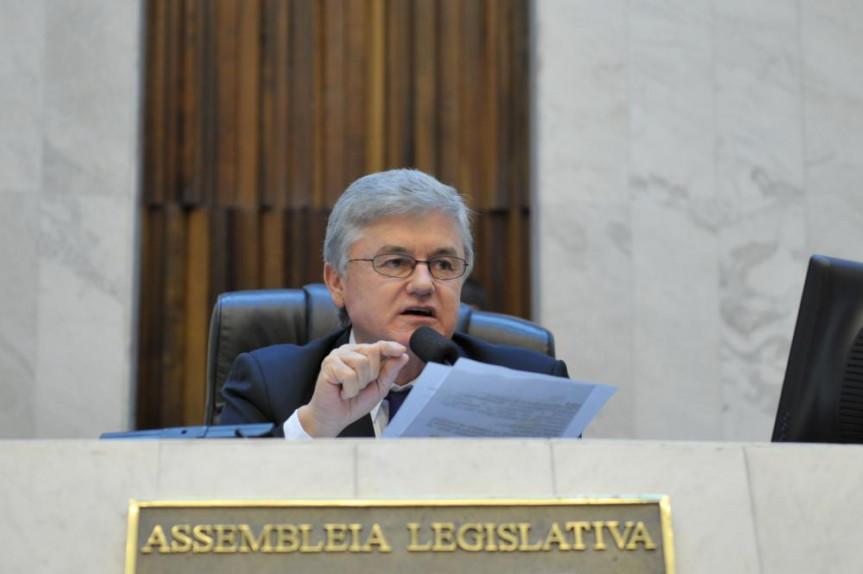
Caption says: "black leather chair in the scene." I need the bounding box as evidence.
[204,284,556,424]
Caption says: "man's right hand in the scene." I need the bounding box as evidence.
[296,341,409,437]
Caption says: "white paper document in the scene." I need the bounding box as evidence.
[382,358,616,438]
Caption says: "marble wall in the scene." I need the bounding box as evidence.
[0,0,142,438]
[3,0,861,442]
[535,0,863,440]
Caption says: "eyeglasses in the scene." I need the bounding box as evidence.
[349,254,469,280]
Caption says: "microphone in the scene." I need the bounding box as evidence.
[409,326,459,366]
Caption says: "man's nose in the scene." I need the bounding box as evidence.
[407,262,435,294]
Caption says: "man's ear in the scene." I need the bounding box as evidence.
[324,263,346,308]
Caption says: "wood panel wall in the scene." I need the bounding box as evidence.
[138,0,531,429]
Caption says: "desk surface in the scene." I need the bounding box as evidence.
[1,439,861,573]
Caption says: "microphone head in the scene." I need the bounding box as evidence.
[409,326,459,365]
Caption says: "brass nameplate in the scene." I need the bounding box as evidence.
[126,498,675,574]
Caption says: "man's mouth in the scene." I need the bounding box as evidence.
[401,307,436,317]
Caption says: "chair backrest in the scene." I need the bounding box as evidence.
[204,284,556,424]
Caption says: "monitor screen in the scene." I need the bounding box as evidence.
[772,255,863,443]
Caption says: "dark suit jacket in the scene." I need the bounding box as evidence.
[218,328,569,437]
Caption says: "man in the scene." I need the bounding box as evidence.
[219,169,568,437]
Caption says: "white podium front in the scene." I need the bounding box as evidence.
[1,439,861,573]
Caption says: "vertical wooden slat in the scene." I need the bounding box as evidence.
[135,208,164,428]
[344,0,368,188]
[520,209,531,313]
[290,0,315,206]
[496,0,513,205]
[490,213,508,312]
[458,0,482,203]
[475,213,501,310]
[228,207,261,290]
[199,0,218,206]
[307,208,329,281]
[312,0,326,208]
[236,0,261,207]
[470,202,486,285]
[510,0,531,315]
[259,0,277,206]
[481,0,501,208]
[261,208,286,288]
[179,0,204,205]
[511,0,530,209]
[496,0,520,314]
[366,0,386,173]
[413,0,437,175]
[144,0,168,205]
[386,0,412,168]
[323,0,346,206]
[183,208,210,423]
[164,0,185,205]
[160,205,188,425]
[214,0,239,204]
[286,207,308,286]
[438,0,461,185]
[260,0,290,208]
[208,206,230,298]
[506,207,524,315]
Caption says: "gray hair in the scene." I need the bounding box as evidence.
[324,169,474,274]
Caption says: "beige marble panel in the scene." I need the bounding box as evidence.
[745,443,863,573]
[356,439,554,498]
[713,0,807,440]
[534,0,629,203]
[631,196,723,439]
[628,0,724,440]
[0,193,39,437]
[552,440,760,574]
[630,0,716,200]
[35,194,136,437]
[534,0,633,438]
[801,0,863,261]
[534,0,863,445]
[42,0,142,198]
[714,0,803,205]
[0,0,44,192]
[0,0,143,441]
[718,202,807,441]
[156,440,358,499]
[539,199,634,438]
[0,440,159,573]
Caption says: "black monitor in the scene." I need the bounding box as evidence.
[772,255,863,443]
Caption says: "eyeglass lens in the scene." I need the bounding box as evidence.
[372,254,466,280]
